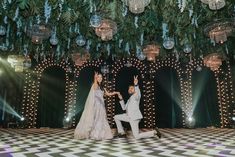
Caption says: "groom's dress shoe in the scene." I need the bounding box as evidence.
[114,133,127,138]
[155,128,161,139]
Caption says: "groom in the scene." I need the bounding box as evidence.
[114,76,161,139]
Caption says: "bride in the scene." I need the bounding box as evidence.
[74,72,117,140]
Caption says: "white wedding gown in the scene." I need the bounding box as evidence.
[74,85,113,140]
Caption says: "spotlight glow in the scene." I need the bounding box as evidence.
[65,117,70,122]
[20,117,25,121]
[188,117,193,122]
[232,117,235,121]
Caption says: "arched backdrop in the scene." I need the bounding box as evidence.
[21,56,235,128]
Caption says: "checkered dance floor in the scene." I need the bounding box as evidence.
[0,128,235,157]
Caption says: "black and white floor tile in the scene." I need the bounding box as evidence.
[0,128,235,157]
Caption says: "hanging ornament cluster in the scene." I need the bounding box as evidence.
[143,44,160,62]
[122,0,151,14]
[7,55,31,72]
[71,52,90,66]
[26,24,51,44]
[204,19,235,44]
[95,19,117,41]
[200,0,225,10]
[163,37,175,49]
[0,25,6,36]
[203,53,224,71]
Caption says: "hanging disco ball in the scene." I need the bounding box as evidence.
[76,35,86,46]
[183,43,192,53]
[49,35,59,45]
[0,25,6,36]
[90,14,102,28]
[137,52,146,61]
[163,37,175,49]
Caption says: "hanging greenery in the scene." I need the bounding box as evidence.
[0,0,234,60]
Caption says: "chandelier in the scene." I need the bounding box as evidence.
[7,55,31,72]
[95,19,117,41]
[71,52,90,66]
[203,53,224,71]
[26,24,51,44]
[200,0,225,10]
[204,19,235,44]
[122,0,151,14]
[143,44,160,62]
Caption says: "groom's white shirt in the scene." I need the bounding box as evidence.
[119,86,143,120]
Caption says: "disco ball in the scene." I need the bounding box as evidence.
[76,35,86,46]
[49,35,59,45]
[163,37,175,49]
[90,14,102,28]
[183,44,192,53]
[137,52,146,61]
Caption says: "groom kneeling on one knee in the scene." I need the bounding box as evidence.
[114,75,161,139]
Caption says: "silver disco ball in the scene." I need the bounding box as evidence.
[137,52,146,61]
[163,37,175,49]
[49,35,59,45]
[90,14,102,28]
[183,43,192,53]
[76,35,86,46]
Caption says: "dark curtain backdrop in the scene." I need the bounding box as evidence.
[0,61,24,127]
[75,67,99,123]
[192,68,220,127]
[154,67,183,128]
[115,67,144,128]
[37,67,66,128]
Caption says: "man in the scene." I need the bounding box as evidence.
[114,76,161,139]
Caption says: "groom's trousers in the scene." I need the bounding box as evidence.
[114,113,155,139]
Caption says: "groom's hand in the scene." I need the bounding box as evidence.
[134,75,138,85]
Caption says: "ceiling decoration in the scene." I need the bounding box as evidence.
[204,18,235,44]
[0,0,234,61]
[143,44,160,62]
[26,24,51,44]
[200,0,226,10]
[203,52,224,71]
[95,19,117,41]
[122,0,151,14]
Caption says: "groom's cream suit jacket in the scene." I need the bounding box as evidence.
[119,86,143,120]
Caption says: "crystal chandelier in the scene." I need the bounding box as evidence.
[26,24,51,44]
[7,55,31,72]
[122,0,151,14]
[200,0,225,10]
[203,53,224,71]
[71,52,90,66]
[143,44,160,62]
[204,19,235,44]
[95,19,117,41]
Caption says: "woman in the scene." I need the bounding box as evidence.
[74,72,116,140]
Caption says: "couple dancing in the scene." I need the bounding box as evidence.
[74,72,161,140]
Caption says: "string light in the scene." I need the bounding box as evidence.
[21,56,235,128]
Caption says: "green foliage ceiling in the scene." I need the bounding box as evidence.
[0,0,235,60]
